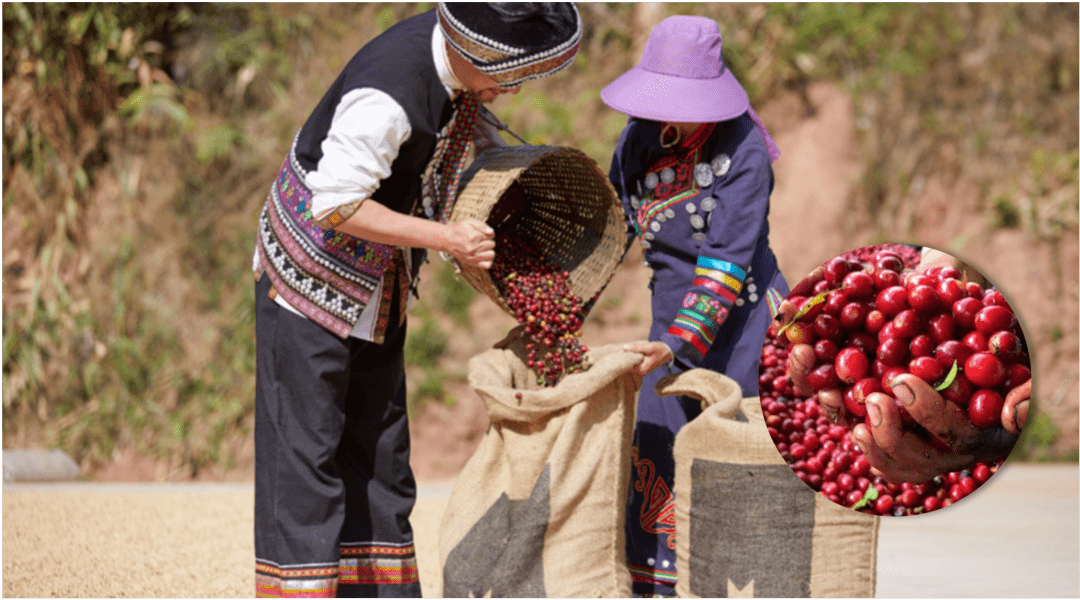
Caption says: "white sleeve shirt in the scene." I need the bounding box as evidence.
[257,24,462,339]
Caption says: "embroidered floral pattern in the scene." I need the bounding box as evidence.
[633,123,717,239]
[667,256,748,358]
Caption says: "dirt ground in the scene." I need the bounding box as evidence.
[3,463,1077,598]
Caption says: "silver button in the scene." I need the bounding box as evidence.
[664,208,675,219]
[700,196,717,213]
[422,195,433,208]
[749,293,759,303]
[650,221,661,232]
[660,167,675,183]
[685,203,697,214]
[657,213,667,223]
[424,207,434,217]
[692,232,706,242]
[747,283,757,293]
[735,297,745,307]
[645,173,659,189]
[689,214,705,229]
[641,240,651,250]
[644,232,655,241]
[694,163,714,187]
[630,195,641,210]
[712,154,731,177]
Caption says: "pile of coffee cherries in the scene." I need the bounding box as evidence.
[760,245,1026,515]
[490,232,588,387]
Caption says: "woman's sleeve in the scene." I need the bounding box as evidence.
[660,145,774,365]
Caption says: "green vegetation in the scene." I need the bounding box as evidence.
[3,3,1075,476]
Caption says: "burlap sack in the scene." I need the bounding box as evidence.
[438,343,643,598]
[666,369,880,598]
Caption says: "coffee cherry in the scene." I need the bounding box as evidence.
[927,313,956,344]
[939,372,974,406]
[908,284,940,314]
[951,297,983,330]
[839,301,870,330]
[823,258,855,287]
[975,305,1016,336]
[877,337,909,367]
[968,389,1005,429]
[909,356,947,384]
[843,271,876,300]
[808,363,841,391]
[814,338,840,362]
[937,278,965,306]
[892,310,926,338]
[988,331,1023,360]
[875,286,910,317]
[835,347,870,384]
[875,268,902,290]
[909,334,936,358]
[965,352,1006,388]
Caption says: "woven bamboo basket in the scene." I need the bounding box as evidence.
[448,145,624,317]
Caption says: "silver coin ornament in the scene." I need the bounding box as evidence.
[700,196,717,213]
[424,206,434,217]
[641,240,652,250]
[630,195,641,210]
[650,221,661,232]
[645,173,659,189]
[749,293,759,303]
[422,195,434,208]
[660,167,675,184]
[689,214,705,230]
[711,154,732,177]
[685,202,697,214]
[656,212,667,223]
[694,163,714,187]
[692,232,706,242]
[644,232,655,241]
[664,208,676,219]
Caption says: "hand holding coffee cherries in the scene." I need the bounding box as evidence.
[772,245,1028,487]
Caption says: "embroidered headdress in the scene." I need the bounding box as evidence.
[438,2,582,88]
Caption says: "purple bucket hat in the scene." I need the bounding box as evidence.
[601,15,748,123]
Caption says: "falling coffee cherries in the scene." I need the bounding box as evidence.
[489,231,588,387]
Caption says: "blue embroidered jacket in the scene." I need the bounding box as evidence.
[609,114,787,373]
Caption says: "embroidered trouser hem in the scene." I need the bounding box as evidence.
[254,274,421,598]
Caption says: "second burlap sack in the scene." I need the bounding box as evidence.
[666,369,880,598]
[438,342,643,598]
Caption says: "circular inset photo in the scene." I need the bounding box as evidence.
[758,243,1031,516]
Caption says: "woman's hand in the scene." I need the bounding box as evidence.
[850,374,1018,484]
[1001,379,1031,436]
[624,341,673,376]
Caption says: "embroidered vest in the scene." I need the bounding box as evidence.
[257,11,454,339]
